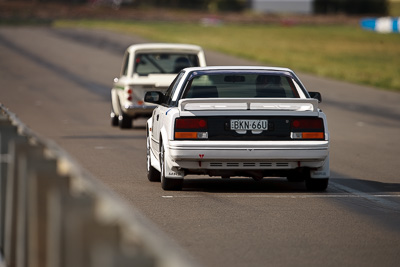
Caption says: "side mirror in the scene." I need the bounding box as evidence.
[144,91,163,104]
[309,92,322,103]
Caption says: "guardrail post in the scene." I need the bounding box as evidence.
[46,183,156,267]
[46,185,106,267]
[0,115,19,254]
[64,205,120,267]
[4,137,29,267]
[4,138,50,267]
[28,169,65,267]
[18,146,58,267]
[15,144,45,267]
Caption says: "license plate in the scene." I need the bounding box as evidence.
[230,120,268,130]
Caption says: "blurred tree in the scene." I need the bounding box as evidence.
[92,0,245,11]
[133,0,206,9]
[314,0,388,15]
[208,0,247,12]
[16,0,87,2]
[14,0,245,11]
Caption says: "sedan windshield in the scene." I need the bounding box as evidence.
[134,53,200,75]
[183,73,303,99]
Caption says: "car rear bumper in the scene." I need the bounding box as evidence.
[122,104,156,117]
[167,140,329,172]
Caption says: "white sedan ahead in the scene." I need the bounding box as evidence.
[111,43,206,128]
[145,66,330,191]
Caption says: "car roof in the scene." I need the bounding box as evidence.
[127,43,204,53]
[182,66,293,73]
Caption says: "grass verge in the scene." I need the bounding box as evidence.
[55,20,400,92]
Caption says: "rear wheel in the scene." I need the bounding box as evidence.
[116,97,132,129]
[111,111,118,127]
[305,178,329,192]
[111,93,119,127]
[287,168,308,182]
[160,145,183,191]
[147,135,160,182]
[118,113,132,129]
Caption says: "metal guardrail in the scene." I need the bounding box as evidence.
[0,104,198,267]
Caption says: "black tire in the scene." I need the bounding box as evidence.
[287,168,309,182]
[147,135,160,182]
[160,145,183,191]
[305,178,329,192]
[111,112,118,127]
[111,95,119,127]
[118,113,132,129]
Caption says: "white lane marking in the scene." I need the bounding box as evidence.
[162,182,400,212]
[330,182,400,212]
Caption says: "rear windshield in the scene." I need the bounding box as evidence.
[183,73,302,99]
[134,53,199,75]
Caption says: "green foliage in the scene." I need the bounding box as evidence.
[208,0,247,12]
[132,0,246,11]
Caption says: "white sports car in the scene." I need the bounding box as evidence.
[111,43,206,128]
[145,66,330,191]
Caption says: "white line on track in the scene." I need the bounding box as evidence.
[162,182,400,212]
[330,182,400,212]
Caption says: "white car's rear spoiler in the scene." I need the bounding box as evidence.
[179,98,319,112]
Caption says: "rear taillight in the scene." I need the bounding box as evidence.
[175,118,208,140]
[126,87,144,105]
[176,118,207,129]
[292,118,323,129]
[291,118,325,140]
[126,87,133,101]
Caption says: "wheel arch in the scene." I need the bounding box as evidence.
[111,89,122,116]
[159,126,169,153]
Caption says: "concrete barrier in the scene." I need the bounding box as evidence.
[0,104,198,267]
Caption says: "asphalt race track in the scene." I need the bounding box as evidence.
[1,27,400,267]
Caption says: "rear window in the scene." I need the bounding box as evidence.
[134,53,199,75]
[183,73,301,99]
